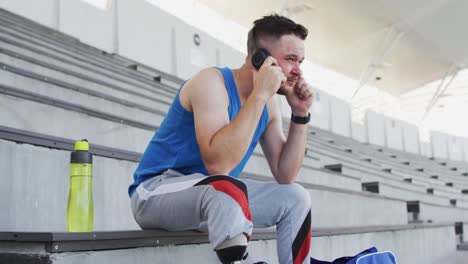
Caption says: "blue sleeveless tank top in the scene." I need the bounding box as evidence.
[128,67,269,197]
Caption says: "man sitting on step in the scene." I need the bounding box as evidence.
[128,13,314,264]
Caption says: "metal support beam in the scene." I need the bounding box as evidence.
[421,64,460,121]
[351,0,452,100]
[351,25,405,99]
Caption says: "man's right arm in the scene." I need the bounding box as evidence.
[186,60,284,175]
[187,68,268,175]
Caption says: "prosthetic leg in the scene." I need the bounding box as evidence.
[215,234,247,264]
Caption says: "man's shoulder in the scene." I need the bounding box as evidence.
[186,68,226,95]
[183,67,229,110]
[193,67,225,84]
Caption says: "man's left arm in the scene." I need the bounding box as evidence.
[260,78,313,184]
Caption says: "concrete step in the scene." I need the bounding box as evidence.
[244,173,407,228]
[362,181,458,208]
[0,138,140,232]
[310,132,468,179]
[348,144,468,184]
[0,18,176,92]
[0,137,408,231]
[0,11,114,63]
[341,165,468,206]
[0,7,183,96]
[369,157,468,187]
[0,90,154,153]
[432,250,468,264]
[111,53,184,89]
[247,151,362,192]
[310,141,468,192]
[0,67,169,127]
[0,38,176,100]
[0,54,172,116]
[313,152,468,210]
[458,242,468,250]
[341,164,432,192]
[0,7,78,44]
[391,167,468,190]
[407,200,468,223]
[0,223,458,264]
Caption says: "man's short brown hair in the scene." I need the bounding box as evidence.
[247,13,308,55]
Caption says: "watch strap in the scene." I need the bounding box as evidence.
[291,112,311,124]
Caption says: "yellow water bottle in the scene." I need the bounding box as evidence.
[67,139,94,232]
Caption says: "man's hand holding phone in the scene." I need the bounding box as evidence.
[252,56,286,102]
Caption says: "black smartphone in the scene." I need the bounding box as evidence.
[251,48,271,70]
[251,48,287,95]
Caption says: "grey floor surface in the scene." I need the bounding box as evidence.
[432,250,468,264]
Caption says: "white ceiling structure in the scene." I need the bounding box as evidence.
[190,0,467,139]
[145,0,468,139]
[197,0,468,92]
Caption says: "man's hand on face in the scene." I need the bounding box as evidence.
[252,56,287,102]
[285,75,314,116]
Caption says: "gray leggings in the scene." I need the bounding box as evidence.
[131,170,312,264]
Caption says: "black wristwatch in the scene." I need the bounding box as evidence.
[291,112,311,124]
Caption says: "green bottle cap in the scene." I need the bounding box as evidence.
[75,139,89,151]
[71,139,92,164]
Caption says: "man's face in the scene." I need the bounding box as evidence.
[270,34,305,93]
